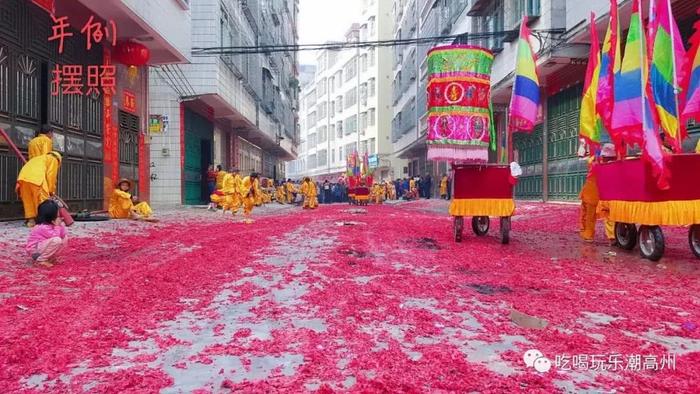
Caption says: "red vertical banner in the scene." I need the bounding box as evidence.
[103,48,118,208]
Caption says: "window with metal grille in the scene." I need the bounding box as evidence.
[118,111,139,165]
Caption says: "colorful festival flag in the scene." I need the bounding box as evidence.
[579,13,602,147]
[682,17,700,122]
[596,0,621,135]
[618,0,668,189]
[647,0,688,152]
[508,17,540,133]
[610,0,646,145]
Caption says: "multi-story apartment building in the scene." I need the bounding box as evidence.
[0,0,190,219]
[286,0,405,182]
[149,0,299,205]
[392,0,699,201]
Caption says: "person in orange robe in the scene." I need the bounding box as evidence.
[28,124,54,159]
[16,151,62,227]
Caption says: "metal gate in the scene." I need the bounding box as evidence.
[118,110,140,195]
[546,85,587,200]
[0,0,103,219]
[514,84,586,201]
[183,109,213,205]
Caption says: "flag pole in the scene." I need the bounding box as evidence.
[640,0,647,142]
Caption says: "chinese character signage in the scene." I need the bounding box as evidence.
[123,90,137,113]
[47,14,118,97]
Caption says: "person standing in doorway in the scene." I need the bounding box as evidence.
[28,124,54,159]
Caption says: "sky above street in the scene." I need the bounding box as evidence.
[298,0,363,64]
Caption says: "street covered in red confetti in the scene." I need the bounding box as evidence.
[1,200,699,393]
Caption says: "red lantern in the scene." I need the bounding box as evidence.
[113,40,150,67]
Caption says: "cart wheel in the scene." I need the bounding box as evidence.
[639,225,665,261]
[500,216,511,245]
[615,223,638,251]
[689,225,700,259]
[472,216,490,236]
[454,216,464,243]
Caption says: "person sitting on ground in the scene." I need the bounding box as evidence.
[108,179,157,221]
[26,199,68,268]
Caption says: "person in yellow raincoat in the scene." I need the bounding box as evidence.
[218,168,242,215]
[275,182,287,204]
[254,177,264,206]
[108,179,156,220]
[260,179,272,204]
[16,151,62,227]
[285,179,296,204]
[579,143,615,243]
[440,174,449,200]
[386,180,396,200]
[300,177,318,209]
[240,173,259,221]
[371,182,384,204]
[28,125,54,159]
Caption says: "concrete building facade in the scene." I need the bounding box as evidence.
[286,0,405,182]
[0,0,190,219]
[149,0,299,205]
[391,0,699,200]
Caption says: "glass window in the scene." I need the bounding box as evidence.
[369,108,376,126]
[345,88,357,109]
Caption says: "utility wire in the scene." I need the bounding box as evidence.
[192,29,566,56]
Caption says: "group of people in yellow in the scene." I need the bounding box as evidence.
[15,125,156,226]
[207,167,261,222]
[369,180,399,204]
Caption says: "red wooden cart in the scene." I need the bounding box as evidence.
[450,163,516,244]
[595,154,700,261]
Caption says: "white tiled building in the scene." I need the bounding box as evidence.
[286,0,405,182]
[149,0,299,205]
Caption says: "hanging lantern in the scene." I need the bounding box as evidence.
[113,40,150,67]
[113,40,150,84]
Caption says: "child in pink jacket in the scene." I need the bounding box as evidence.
[26,200,68,267]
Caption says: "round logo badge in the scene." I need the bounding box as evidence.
[444,82,465,105]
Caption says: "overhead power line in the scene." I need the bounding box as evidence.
[191,29,565,56]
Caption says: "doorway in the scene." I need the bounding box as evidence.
[183,109,213,205]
